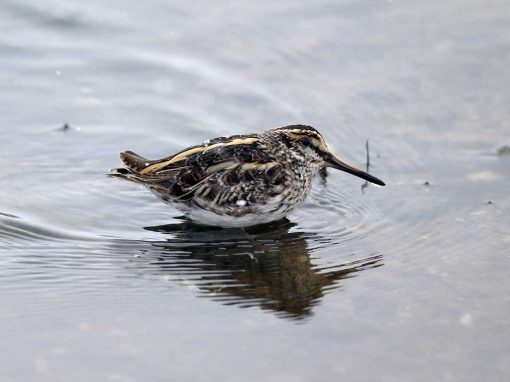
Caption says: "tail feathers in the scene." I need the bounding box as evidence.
[109,150,171,183]
[108,151,154,183]
[108,167,139,182]
[120,151,152,172]
[108,167,161,184]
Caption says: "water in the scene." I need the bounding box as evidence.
[1,0,509,380]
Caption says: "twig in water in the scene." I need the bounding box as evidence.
[365,139,370,171]
[361,139,370,193]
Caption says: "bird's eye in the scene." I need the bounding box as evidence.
[301,137,311,146]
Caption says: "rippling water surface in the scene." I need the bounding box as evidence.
[1,0,510,381]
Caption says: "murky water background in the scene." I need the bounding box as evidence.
[1,0,509,380]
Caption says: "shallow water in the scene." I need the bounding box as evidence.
[1,0,510,380]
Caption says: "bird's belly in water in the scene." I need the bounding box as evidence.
[169,203,287,227]
[147,178,312,227]
[169,197,295,227]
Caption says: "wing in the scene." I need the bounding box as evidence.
[129,135,286,206]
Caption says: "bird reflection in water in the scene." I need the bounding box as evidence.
[135,218,383,320]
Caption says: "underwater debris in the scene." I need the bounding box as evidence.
[495,145,510,156]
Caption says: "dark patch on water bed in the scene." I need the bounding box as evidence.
[495,145,510,156]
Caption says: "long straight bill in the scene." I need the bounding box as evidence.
[324,153,385,186]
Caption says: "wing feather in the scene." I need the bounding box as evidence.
[114,134,280,204]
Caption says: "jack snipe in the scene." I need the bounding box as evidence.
[109,125,385,227]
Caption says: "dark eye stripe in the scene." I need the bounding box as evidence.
[301,137,312,146]
[280,134,295,148]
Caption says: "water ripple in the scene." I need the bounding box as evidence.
[0,214,96,245]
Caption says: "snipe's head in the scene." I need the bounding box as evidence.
[273,125,385,186]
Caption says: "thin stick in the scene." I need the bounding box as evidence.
[365,139,370,172]
[361,139,370,193]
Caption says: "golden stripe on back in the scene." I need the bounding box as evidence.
[141,137,259,174]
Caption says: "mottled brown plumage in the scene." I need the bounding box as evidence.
[109,125,385,227]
